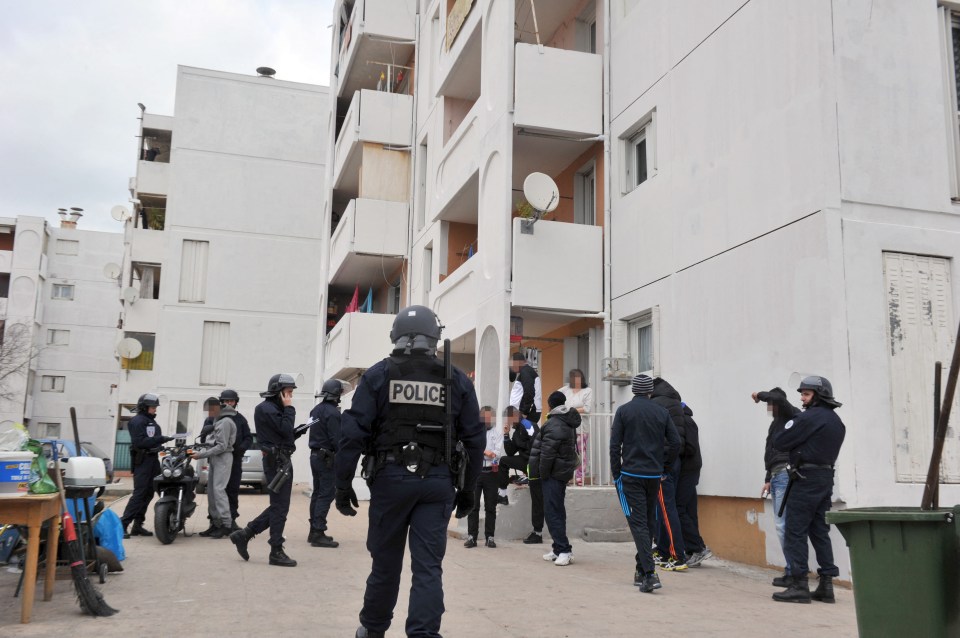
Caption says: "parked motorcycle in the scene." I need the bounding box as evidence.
[153,436,205,544]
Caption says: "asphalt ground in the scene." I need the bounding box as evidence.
[1,484,858,637]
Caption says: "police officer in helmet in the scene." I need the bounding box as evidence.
[335,305,484,638]
[121,392,174,538]
[230,374,299,567]
[307,378,350,548]
[772,375,846,604]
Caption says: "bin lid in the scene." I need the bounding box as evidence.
[826,506,959,525]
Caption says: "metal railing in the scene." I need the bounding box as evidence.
[573,412,613,488]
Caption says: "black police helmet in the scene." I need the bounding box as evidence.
[135,392,160,412]
[219,389,239,405]
[260,373,297,398]
[319,379,345,402]
[390,305,442,355]
[797,375,842,408]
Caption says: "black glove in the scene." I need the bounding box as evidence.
[335,486,359,516]
[162,436,174,443]
[454,490,475,519]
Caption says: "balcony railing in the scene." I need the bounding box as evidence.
[324,311,395,380]
[137,160,170,195]
[329,198,408,287]
[0,250,11,273]
[335,0,417,98]
[514,43,602,137]
[332,89,414,196]
[512,218,603,312]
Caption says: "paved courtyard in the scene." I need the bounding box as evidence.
[1,486,858,637]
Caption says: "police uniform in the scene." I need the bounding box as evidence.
[336,354,483,637]
[309,400,340,541]
[247,398,296,548]
[773,404,845,587]
[226,411,252,522]
[121,410,166,532]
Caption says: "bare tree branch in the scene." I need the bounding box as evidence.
[0,323,42,402]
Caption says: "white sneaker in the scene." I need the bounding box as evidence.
[554,552,573,566]
[543,551,557,561]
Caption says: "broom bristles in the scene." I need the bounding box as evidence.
[62,505,119,616]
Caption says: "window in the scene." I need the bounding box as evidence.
[52,284,74,300]
[179,240,209,303]
[576,2,598,54]
[55,239,79,255]
[36,422,61,438]
[622,110,656,193]
[122,332,155,370]
[170,401,193,434]
[574,163,597,225]
[47,329,70,346]
[423,246,433,296]
[131,262,161,300]
[41,375,65,392]
[629,309,659,376]
[940,7,960,198]
[200,321,230,385]
[0,273,9,298]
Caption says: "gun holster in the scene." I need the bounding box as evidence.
[361,454,379,487]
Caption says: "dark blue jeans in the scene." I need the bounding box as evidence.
[309,453,336,532]
[783,468,838,578]
[361,463,454,638]
[656,462,686,560]
[542,478,571,555]
[248,453,291,547]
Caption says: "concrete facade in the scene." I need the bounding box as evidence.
[119,66,328,479]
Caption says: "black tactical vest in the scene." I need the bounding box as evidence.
[374,355,447,453]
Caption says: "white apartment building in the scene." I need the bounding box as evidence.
[119,66,328,477]
[320,0,960,577]
[0,214,123,453]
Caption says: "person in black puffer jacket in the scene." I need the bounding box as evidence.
[530,392,581,566]
[676,403,710,565]
[650,378,689,569]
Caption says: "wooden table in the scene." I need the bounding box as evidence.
[0,493,61,623]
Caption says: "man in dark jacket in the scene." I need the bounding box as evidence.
[530,392,581,567]
[308,379,348,548]
[121,392,173,538]
[650,378,689,570]
[772,376,846,604]
[498,406,545,543]
[753,387,800,585]
[611,375,680,593]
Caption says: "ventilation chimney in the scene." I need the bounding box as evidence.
[59,207,83,229]
[256,66,277,78]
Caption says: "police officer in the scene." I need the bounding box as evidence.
[121,393,173,538]
[230,374,298,567]
[307,379,349,548]
[220,389,252,530]
[772,375,846,604]
[335,305,484,638]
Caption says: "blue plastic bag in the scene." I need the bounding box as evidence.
[94,509,125,561]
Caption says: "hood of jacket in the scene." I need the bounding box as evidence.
[547,404,582,429]
[652,378,682,402]
[217,405,238,420]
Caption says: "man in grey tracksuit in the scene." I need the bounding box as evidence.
[191,403,238,538]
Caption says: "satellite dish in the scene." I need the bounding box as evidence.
[523,172,560,214]
[103,263,122,280]
[122,286,140,305]
[111,205,131,222]
[116,338,143,359]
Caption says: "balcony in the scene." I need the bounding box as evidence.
[511,218,602,312]
[332,89,414,196]
[122,298,159,333]
[136,160,170,196]
[324,311,395,380]
[335,0,417,99]
[130,227,165,264]
[514,43,602,138]
[329,198,408,287]
[0,250,11,273]
[429,257,477,340]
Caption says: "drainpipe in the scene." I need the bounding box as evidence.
[602,0,614,415]
[405,2,422,305]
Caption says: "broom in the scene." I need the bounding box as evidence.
[53,455,119,616]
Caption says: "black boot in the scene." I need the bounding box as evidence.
[230,519,240,532]
[310,532,339,548]
[121,520,131,539]
[811,576,835,603]
[209,525,233,539]
[307,527,321,544]
[130,522,153,537]
[230,526,254,561]
[269,545,297,567]
[356,626,385,638]
[198,521,219,537]
[772,572,794,587]
[773,578,811,604]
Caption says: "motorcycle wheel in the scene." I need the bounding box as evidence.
[154,501,179,545]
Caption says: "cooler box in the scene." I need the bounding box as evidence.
[0,451,34,495]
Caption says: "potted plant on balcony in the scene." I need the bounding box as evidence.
[515,201,535,219]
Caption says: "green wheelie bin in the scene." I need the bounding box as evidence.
[826,506,960,637]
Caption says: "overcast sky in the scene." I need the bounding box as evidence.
[0,1,334,232]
